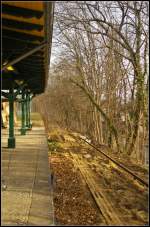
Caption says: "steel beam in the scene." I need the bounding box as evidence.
[2,42,47,71]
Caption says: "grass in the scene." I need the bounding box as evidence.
[48,140,60,151]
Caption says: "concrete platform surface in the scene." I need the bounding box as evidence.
[1,126,54,226]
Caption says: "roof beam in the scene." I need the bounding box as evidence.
[2,3,43,19]
[2,18,43,31]
[2,42,47,71]
[2,29,43,42]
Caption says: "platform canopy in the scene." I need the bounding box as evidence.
[2,1,54,94]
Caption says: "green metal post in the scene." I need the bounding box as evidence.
[20,91,26,135]
[28,95,31,128]
[28,94,32,129]
[8,86,15,148]
[29,94,32,129]
[25,93,29,128]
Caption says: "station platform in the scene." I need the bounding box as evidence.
[1,125,54,226]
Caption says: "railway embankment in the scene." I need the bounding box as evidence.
[48,127,148,226]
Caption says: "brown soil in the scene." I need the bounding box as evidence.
[48,129,149,226]
[49,153,104,225]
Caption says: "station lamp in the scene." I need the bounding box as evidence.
[7,66,15,71]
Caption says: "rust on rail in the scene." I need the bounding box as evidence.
[78,137,148,188]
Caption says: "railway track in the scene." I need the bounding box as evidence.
[72,135,148,188]
[69,152,123,226]
[64,134,148,225]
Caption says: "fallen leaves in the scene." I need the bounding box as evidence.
[48,128,148,226]
[50,154,102,225]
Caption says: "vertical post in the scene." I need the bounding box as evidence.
[28,95,31,128]
[20,91,26,135]
[28,94,32,129]
[29,94,32,129]
[25,93,29,128]
[8,86,15,148]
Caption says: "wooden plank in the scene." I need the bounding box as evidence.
[3,26,44,37]
[2,2,44,11]
[2,14,44,26]
[70,153,122,226]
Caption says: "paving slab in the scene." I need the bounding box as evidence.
[1,125,54,226]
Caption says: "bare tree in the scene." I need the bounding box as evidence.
[34,1,148,164]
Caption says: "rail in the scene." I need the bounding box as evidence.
[75,136,148,188]
[69,152,122,225]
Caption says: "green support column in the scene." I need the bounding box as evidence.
[28,94,32,129]
[20,92,26,135]
[25,93,29,129]
[8,86,15,148]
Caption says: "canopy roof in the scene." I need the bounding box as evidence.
[2,1,54,94]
